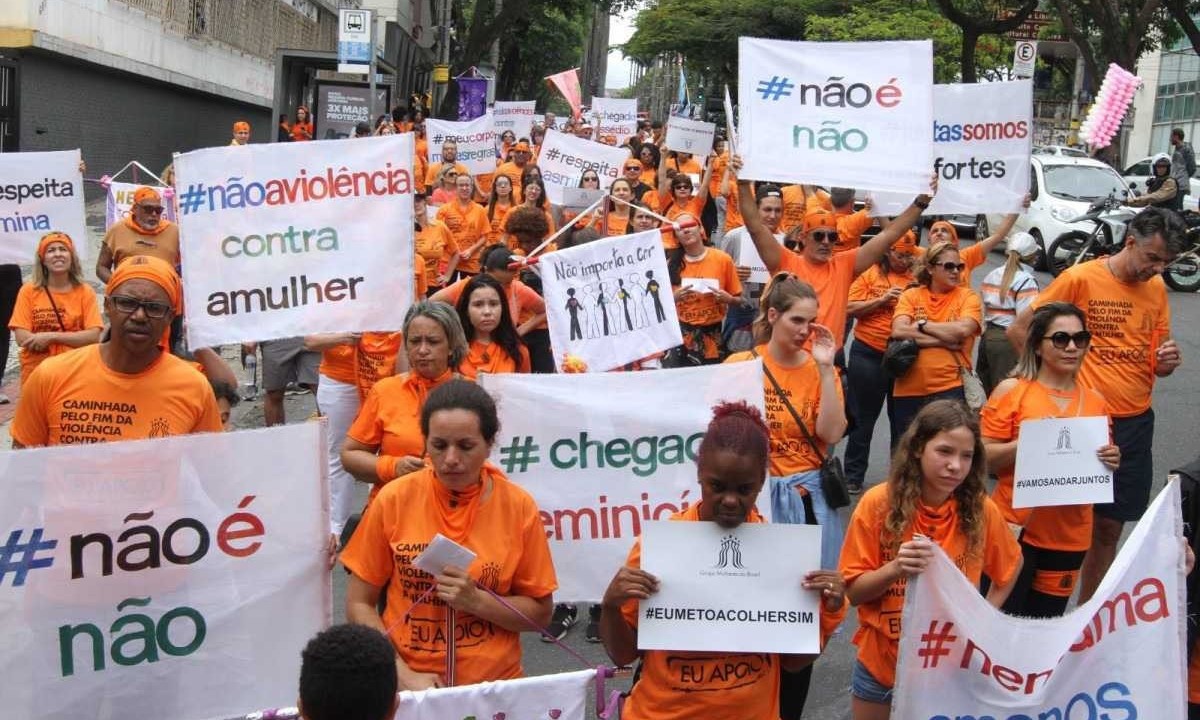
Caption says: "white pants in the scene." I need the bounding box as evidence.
[316,375,361,535]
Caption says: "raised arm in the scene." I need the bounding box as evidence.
[730,155,783,272]
[854,179,936,275]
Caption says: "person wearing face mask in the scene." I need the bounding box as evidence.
[1127,154,1179,209]
[96,187,180,283]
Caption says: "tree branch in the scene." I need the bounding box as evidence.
[1165,0,1200,57]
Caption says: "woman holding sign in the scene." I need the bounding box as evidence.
[665,213,741,365]
[600,401,846,720]
[981,302,1119,618]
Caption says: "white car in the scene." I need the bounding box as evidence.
[982,155,1132,270]
[1121,156,1200,212]
[1033,145,1089,158]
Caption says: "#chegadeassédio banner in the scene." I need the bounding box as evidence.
[0,150,88,265]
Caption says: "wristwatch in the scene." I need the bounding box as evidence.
[917,319,929,333]
[913,198,930,210]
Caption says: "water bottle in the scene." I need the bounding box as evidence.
[242,353,258,401]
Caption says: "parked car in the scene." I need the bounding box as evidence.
[982,155,1133,270]
[1121,156,1200,212]
[1033,145,1089,158]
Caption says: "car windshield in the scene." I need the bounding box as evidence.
[1042,164,1128,202]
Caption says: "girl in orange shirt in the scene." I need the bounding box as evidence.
[657,157,714,248]
[839,400,1022,719]
[666,213,741,365]
[454,274,531,379]
[981,302,1119,617]
[290,105,313,141]
[637,143,660,188]
[484,175,515,246]
[604,178,634,237]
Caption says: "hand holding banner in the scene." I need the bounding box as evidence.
[0,150,88,264]
[1013,415,1113,508]
[665,116,717,155]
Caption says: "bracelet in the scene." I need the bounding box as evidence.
[913,198,930,210]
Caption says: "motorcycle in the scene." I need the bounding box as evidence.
[1164,210,1200,292]
[1046,194,1139,277]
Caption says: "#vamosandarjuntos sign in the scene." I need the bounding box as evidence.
[0,423,331,720]
[0,150,88,265]
[892,481,1186,719]
[479,362,766,601]
[737,38,933,194]
[174,134,414,348]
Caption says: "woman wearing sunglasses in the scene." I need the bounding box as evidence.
[980,302,1119,617]
[889,241,982,441]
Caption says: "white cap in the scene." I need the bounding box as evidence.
[1007,231,1039,259]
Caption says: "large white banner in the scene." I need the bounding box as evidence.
[639,521,821,653]
[0,150,88,265]
[665,116,717,155]
[738,38,933,194]
[592,96,638,146]
[893,481,1186,719]
[492,100,537,143]
[175,134,414,348]
[537,129,631,205]
[0,424,331,720]
[105,181,177,229]
[480,363,766,601]
[396,669,592,719]
[539,229,681,372]
[869,81,1032,216]
[426,114,497,175]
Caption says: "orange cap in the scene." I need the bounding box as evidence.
[133,186,161,206]
[803,210,837,233]
[106,256,182,313]
[929,220,959,246]
[233,121,251,133]
[37,232,75,259]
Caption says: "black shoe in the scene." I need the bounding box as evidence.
[847,481,863,495]
[542,604,577,641]
[585,604,602,643]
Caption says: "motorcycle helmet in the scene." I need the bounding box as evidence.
[1152,153,1172,172]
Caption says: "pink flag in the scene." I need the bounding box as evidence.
[545,68,582,121]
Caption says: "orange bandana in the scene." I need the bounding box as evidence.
[106,256,182,313]
[37,232,75,259]
[930,220,960,247]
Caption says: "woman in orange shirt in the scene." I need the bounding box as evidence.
[484,175,515,246]
[666,213,741,365]
[839,400,1022,718]
[414,192,459,294]
[604,177,634,236]
[657,159,713,248]
[9,232,103,385]
[518,177,556,239]
[600,401,847,720]
[981,302,1119,617]
[889,241,983,442]
[454,273,531,379]
[637,143,661,188]
[429,165,458,207]
[290,105,313,141]
[340,301,468,505]
[342,379,557,689]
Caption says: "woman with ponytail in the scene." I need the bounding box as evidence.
[977,232,1040,395]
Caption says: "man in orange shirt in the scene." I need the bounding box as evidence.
[11,256,222,447]
[495,141,534,190]
[424,139,470,193]
[1009,207,1186,604]
[436,175,491,277]
[95,187,180,283]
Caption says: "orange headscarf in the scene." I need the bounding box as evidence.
[893,230,918,254]
[106,256,182,313]
[37,232,75,259]
[124,186,171,236]
[929,220,960,247]
[133,186,161,205]
[803,210,838,233]
[232,121,251,134]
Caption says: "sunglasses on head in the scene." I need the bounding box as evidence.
[936,261,966,272]
[1044,330,1092,350]
[809,230,838,244]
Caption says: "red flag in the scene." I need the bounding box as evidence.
[545,68,582,121]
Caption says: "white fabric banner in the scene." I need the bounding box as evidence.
[665,116,717,155]
[893,481,1186,719]
[1013,415,1113,508]
[105,182,177,229]
[638,521,821,653]
[492,100,537,143]
[738,38,933,194]
[539,229,681,372]
[174,134,414,348]
[426,114,497,175]
[396,669,592,720]
[479,363,767,601]
[592,96,638,146]
[868,81,1032,216]
[0,150,88,265]
[0,424,332,720]
[537,129,631,205]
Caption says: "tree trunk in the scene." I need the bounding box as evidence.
[961,28,979,83]
[1165,0,1200,57]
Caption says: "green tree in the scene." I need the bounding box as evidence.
[1046,0,1178,92]
[929,0,1039,82]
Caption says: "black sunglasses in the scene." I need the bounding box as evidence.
[1044,331,1092,350]
[137,205,165,215]
[936,261,967,272]
[109,294,172,319]
[809,230,838,244]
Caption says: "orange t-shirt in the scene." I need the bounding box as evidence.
[723,182,745,233]
[485,202,513,245]
[424,161,469,191]
[726,345,843,476]
[1190,649,1200,703]
[12,345,223,446]
[1032,259,1170,417]
[494,161,529,191]
[415,221,459,288]
[355,332,404,399]
[319,344,357,385]
[803,190,833,215]
[957,243,987,287]
[437,201,491,274]
[848,265,914,353]
[290,121,313,142]
[619,504,845,720]
[339,465,557,686]
[8,283,103,384]
[604,212,631,237]
[777,248,860,351]
[438,277,545,325]
[891,286,982,398]
[780,185,808,235]
[102,222,181,267]
[981,379,1110,553]
[458,339,531,379]
[835,209,873,253]
[675,248,741,327]
[839,483,1021,689]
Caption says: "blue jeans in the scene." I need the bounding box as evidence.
[844,340,892,486]
[851,659,893,704]
[770,469,845,571]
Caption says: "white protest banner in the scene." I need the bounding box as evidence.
[738,38,933,194]
[638,521,821,653]
[869,81,1032,216]
[480,363,766,601]
[0,150,87,264]
[426,113,497,175]
[724,84,739,155]
[538,129,631,205]
[893,481,1185,719]
[492,100,537,143]
[105,181,177,228]
[1012,415,1113,508]
[539,229,681,372]
[396,669,592,719]
[560,187,607,210]
[0,423,331,720]
[174,134,414,348]
[730,227,782,284]
[592,96,638,146]
[665,116,717,155]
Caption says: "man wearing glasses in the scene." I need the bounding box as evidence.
[423,139,469,194]
[95,187,180,284]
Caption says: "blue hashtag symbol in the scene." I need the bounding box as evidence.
[756,76,795,101]
[0,528,57,587]
[178,183,205,215]
[498,435,540,473]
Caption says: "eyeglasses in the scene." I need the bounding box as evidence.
[109,294,172,319]
[137,205,165,215]
[1044,330,1092,349]
[809,230,838,244]
[673,184,692,191]
[625,165,641,171]
[935,261,967,272]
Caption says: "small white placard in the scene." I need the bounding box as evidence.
[1013,416,1113,508]
[414,533,478,575]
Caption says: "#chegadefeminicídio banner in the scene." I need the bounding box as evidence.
[395,669,593,720]
[537,129,632,206]
[105,181,177,229]
[479,363,766,601]
[492,100,537,144]
[174,134,414,348]
[737,38,933,194]
[892,480,1186,719]
[592,96,638,146]
[0,423,332,720]
[0,150,88,265]
[426,114,498,176]
[539,229,682,372]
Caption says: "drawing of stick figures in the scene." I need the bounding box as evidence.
[618,279,634,332]
[566,287,583,340]
[596,281,611,336]
[583,285,600,338]
[646,270,667,322]
[627,272,650,328]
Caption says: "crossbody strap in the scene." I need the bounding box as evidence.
[751,348,826,462]
[43,288,67,332]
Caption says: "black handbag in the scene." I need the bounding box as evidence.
[881,337,919,377]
